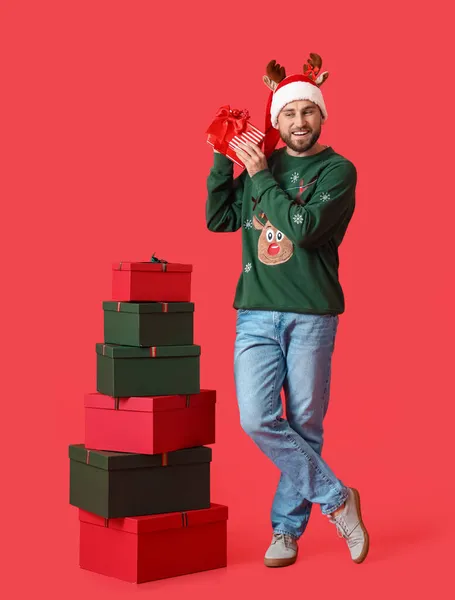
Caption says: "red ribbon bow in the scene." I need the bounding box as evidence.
[206,105,250,153]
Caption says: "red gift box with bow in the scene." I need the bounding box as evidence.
[112,257,192,302]
[206,105,265,168]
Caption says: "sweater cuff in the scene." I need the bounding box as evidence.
[212,152,234,174]
[251,169,277,198]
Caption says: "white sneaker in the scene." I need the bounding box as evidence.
[264,533,298,568]
[328,487,369,563]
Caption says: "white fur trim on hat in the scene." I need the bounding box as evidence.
[271,81,327,128]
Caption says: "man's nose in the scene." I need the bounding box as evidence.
[294,113,307,127]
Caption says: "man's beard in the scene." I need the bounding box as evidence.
[280,127,321,153]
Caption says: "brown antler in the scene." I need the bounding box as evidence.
[267,60,286,83]
[303,53,329,86]
[263,59,287,92]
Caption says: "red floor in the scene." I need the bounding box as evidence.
[5,436,452,600]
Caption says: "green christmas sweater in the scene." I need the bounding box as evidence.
[205,146,357,315]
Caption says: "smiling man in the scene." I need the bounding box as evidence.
[277,100,324,155]
[205,56,369,568]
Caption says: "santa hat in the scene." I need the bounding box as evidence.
[263,54,330,156]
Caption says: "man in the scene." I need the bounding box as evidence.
[205,55,369,567]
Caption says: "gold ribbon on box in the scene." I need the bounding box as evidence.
[150,253,168,272]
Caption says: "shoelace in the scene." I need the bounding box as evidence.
[329,515,362,549]
[273,533,296,549]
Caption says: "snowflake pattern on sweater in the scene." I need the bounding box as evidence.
[290,171,300,184]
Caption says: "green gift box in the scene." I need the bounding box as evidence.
[96,343,200,397]
[103,301,194,347]
[69,444,211,518]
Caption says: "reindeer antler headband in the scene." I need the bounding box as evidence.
[263,54,329,92]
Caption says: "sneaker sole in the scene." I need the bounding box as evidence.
[264,552,298,568]
[350,487,370,564]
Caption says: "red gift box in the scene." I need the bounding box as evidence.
[85,390,216,455]
[112,260,192,302]
[79,504,228,583]
[206,105,265,168]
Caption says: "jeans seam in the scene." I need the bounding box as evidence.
[322,362,331,416]
[322,325,337,415]
[284,431,338,490]
[268,343,282,423]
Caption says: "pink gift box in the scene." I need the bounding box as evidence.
[85,390,216,455]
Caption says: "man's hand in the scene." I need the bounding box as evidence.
[234,140,268,177]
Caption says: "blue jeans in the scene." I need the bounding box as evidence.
[234,309,349,540]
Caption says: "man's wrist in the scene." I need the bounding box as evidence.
[250,167,268,178]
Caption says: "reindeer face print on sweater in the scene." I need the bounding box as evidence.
[248,169,319,267]
[253,212,293,266]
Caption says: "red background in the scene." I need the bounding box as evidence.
[2,0,454,598]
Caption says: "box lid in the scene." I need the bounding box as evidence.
[112,261,192,273]
[69,444,212,470]
[78,503,228,534]
[84,389,216,412]
[96,343,201,359]
[102,301,194,314]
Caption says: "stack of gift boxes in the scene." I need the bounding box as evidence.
[69,258,228,584]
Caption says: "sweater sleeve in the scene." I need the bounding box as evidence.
[250,161,357,249]
[205,153,247,233]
